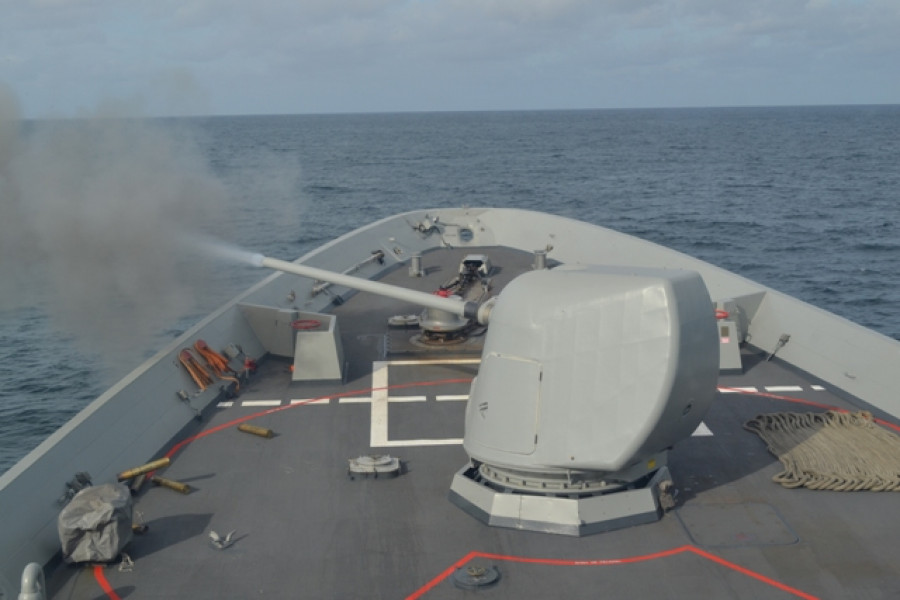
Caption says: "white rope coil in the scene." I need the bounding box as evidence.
[744,411,900,492]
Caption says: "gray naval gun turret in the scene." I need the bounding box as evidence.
[259,255,719,536]
[450,264,719,535]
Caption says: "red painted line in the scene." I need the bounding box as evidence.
[406,551,479,600]
[113,378,851,600]
[93,565,122,600]
[100,376,476,598]
[148,377,474,472]
[143,377,472,477]
[406,545,820,599]
[686,546,819,600]
[470,545,688,567]
[718,386,900,433]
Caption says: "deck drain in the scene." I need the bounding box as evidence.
[347,455,401,479]
[452,565,500,590]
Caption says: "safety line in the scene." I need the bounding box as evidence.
[92,565,122,600]
[717,386,900,433]
[159,377,474,463]
[405,545,819,600]
[93,376,475,600]
[97,380,861,599]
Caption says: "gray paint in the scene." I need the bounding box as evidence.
[238,304,299,357]
[449,466,669,535]
[463,265,718,473]
[291,313,344,381]
[2,207,899,597]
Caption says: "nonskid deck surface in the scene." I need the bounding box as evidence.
[48,247,900,599]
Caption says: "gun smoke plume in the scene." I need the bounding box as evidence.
[0,84,238,378]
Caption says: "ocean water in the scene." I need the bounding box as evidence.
[1,106,898,474]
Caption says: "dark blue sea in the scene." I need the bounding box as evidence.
[1,106,899,474]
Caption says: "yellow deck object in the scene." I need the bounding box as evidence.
[151,476,191,494]
[238,423,274,438]
[117,458,171,481]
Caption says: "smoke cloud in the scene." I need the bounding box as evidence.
[0,83,233,376]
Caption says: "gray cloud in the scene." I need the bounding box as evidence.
[1,0,898,116]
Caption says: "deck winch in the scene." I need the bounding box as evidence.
[256,256,718,535]
[417,300,471,344]
[415,254,493,344]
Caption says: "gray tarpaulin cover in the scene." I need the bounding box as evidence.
[58,483,133,563]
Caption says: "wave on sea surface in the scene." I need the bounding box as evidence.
[1,106,898,473]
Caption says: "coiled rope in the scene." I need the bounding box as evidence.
[744,410,900,491]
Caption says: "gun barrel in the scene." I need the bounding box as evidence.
[259,256,480,322]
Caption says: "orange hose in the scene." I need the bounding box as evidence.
[193,340,240,392]
[178,349,213,390]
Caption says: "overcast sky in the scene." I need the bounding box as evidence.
[2,0,899,118]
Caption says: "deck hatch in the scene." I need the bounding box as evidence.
[468,353,541,455]
[676,502,798,547]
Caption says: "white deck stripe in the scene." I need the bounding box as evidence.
[217,401,234,408]
[378,358,481,366]
[811,385,826,391]
[764,385,804,392]
[717,386,759,393]
[339,396,428,404]
[369,360,470,447]
[230,357,714,447]
[375,438,464,447]
[370,362,389,447]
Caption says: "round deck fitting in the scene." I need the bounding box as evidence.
[347,455,401,478]
[413,331,470,346]
[452,565,500,590]
[478,463,625,496]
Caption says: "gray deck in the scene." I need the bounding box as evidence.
[47,246,900,599]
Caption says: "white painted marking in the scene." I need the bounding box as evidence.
[291,398,330,405]
[374,438,464,447]
[338,396,426,404]
[388,395,427,403]
[370,362,390,447]
[437,394,469,402]
[692,422,713,437]
[765,385,803,393]
[242,400,283,407]
[217,401,234,408]
[811,385,825,391]
[380,358,482,366]
[367,359,475,448]
[717,386,759,393]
